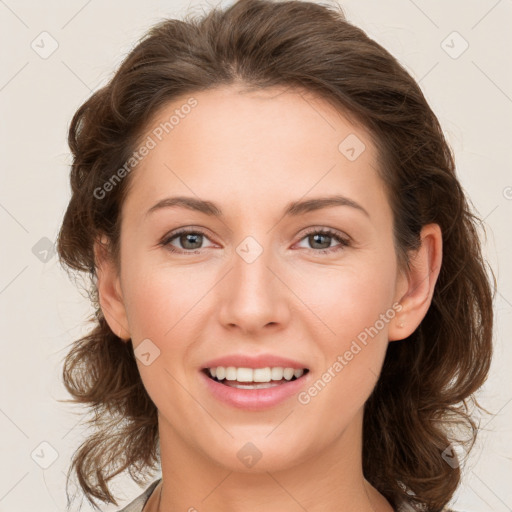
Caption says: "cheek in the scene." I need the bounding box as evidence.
[121,250,203,341]
[291,258,396,338]
[120,263,201,400]
[290,259,395,401]
[297,284,391,427]
[123,278,172,340]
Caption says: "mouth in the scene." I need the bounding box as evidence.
[199,364,312,410]
[201,367,310,389]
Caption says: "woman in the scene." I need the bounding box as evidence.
[56,0,495,510]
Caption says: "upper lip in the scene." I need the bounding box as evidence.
[202,354,309,370]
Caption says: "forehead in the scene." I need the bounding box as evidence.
[122,85,387,224]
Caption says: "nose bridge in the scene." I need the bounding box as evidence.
[218,232,288,330]
[233,233,279,303]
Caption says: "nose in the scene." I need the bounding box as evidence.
[217,237,291,334]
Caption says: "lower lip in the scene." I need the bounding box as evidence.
[199,370,311,411]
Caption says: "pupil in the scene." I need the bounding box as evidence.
[182,233,202,249]
[310,233,330,249]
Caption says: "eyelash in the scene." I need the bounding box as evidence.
[159,227,351,255]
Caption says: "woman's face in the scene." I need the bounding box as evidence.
[103,85,410,472]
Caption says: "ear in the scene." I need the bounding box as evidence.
[93,235,131,341]
[388,223,443,342]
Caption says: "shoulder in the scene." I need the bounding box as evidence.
[115,478,162,512]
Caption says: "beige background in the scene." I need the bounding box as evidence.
[0,0,511,511]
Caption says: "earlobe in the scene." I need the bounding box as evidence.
[93,235,131,341]
[389,223,443,342]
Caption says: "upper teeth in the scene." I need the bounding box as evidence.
[208,367,305,382]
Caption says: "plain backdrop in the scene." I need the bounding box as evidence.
[0,0,511,511]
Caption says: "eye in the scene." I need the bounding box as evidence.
[295,228,351,255]
[160,228,215,254]
[159,227,351,255]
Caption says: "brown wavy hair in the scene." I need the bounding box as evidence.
[56,0,496,510]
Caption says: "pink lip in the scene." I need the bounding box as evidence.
[199,369,312,410]
[201,354,309,370]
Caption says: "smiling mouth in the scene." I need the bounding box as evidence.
[201,368,310,388]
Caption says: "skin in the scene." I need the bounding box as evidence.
[94,85,442,512]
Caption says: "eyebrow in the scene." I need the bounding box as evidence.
[145,194,370,219]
